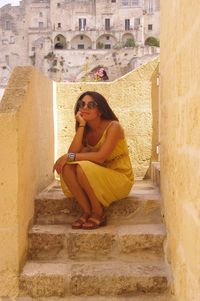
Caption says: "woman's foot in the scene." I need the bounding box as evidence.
[71,212,91,229]
[82,211,107,230]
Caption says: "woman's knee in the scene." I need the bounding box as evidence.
[76,165,85,184]
[61,164,76,178]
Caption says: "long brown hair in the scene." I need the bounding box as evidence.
[74,91,118,131]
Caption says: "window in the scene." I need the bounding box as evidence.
[122,0,129,6]
[105,44,111,49]
[10,36,15,43]
[32,47,35,51]
[105,18,110,30]
[134,18,140,29]
[111,0,116,2]
[148,24,153,30]
[147,0,153,13]
[78,44,84,49]
[122,0,141,7]
[125,19,130,30]
[80,35,83,40]
[131,0,139,5]
[5,20,11,30]
[39,12,43,17]
[57,3,61,7]
[2,39,8,45]
[106,36,110,40]
[39,22,44,29]
[5,55,9,65]
[58,23,61,28]
[79,18,86,31]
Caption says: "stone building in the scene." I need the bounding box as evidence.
[0,0,160,85]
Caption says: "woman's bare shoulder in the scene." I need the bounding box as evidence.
[107,121,124,137]
[109,120,123,129]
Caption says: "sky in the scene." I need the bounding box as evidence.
[0,0,20,7]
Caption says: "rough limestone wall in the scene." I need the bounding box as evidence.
[0,67,54,297]
[56,57,159,179]
[160,2,200,301]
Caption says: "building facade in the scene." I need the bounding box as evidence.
[0,0,160,85]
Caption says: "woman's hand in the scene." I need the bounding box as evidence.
[76,111,86,126]
[53,154,68,174]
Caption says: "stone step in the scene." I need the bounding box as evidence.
[3,294,175,301]
[7,294,174,301]
[34,180,162,225]
[28,223,166,260]
[20,259,170,298]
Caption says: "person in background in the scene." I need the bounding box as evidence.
[94,67,109,81]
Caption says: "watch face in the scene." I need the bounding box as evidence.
[68,153,75,161]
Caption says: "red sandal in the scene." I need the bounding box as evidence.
[82,212,107,230]
[71,212,91,229]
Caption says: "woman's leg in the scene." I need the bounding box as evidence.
[61,164,91,215]
[76,165,104,216]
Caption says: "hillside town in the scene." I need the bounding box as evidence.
[0,0,160,88]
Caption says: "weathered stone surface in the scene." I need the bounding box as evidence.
[28,225,67,260]
[34,180,163,225]
[20,260,169,297]
[19,179,173,299]
[28,224,166,260]
[0,66,54,297]
[66,226,117,259]
[161,3,200,300]
[118,224,166,254]
[20,262,70,298]
[56,58,160,179]
[2,293,176,301]
[70,261,169,296]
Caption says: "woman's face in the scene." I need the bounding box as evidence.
[78,95,100,121]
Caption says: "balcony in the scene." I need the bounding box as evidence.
[28,26,51,33]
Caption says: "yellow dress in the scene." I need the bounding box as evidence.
[60,124,134,207]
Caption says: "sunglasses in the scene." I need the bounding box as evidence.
[78,100,98,109]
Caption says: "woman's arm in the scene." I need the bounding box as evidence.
[53,112,89,174]
[68,112,86,153]
[53,122,122,174]
[75,122,123,164]
[68,126,85,153]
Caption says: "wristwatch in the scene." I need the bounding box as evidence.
[67,152,76,162]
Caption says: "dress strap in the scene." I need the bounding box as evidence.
[86,121,116,147]
[103,121,115,135]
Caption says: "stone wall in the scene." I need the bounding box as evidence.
[56,57,159,179]
[0,67,54,296]
[40,46,160,82]
[0,57,159,296]
[160,2,200,301]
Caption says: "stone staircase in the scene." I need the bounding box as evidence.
[19,180,173,300]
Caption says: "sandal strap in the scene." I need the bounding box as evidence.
[82,212,107,230]
[87,216,101,226]
[77,217,86,223]
[72,213,90,225]
[87,212,106,225]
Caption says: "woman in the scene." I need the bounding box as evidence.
[53,91,134,230]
